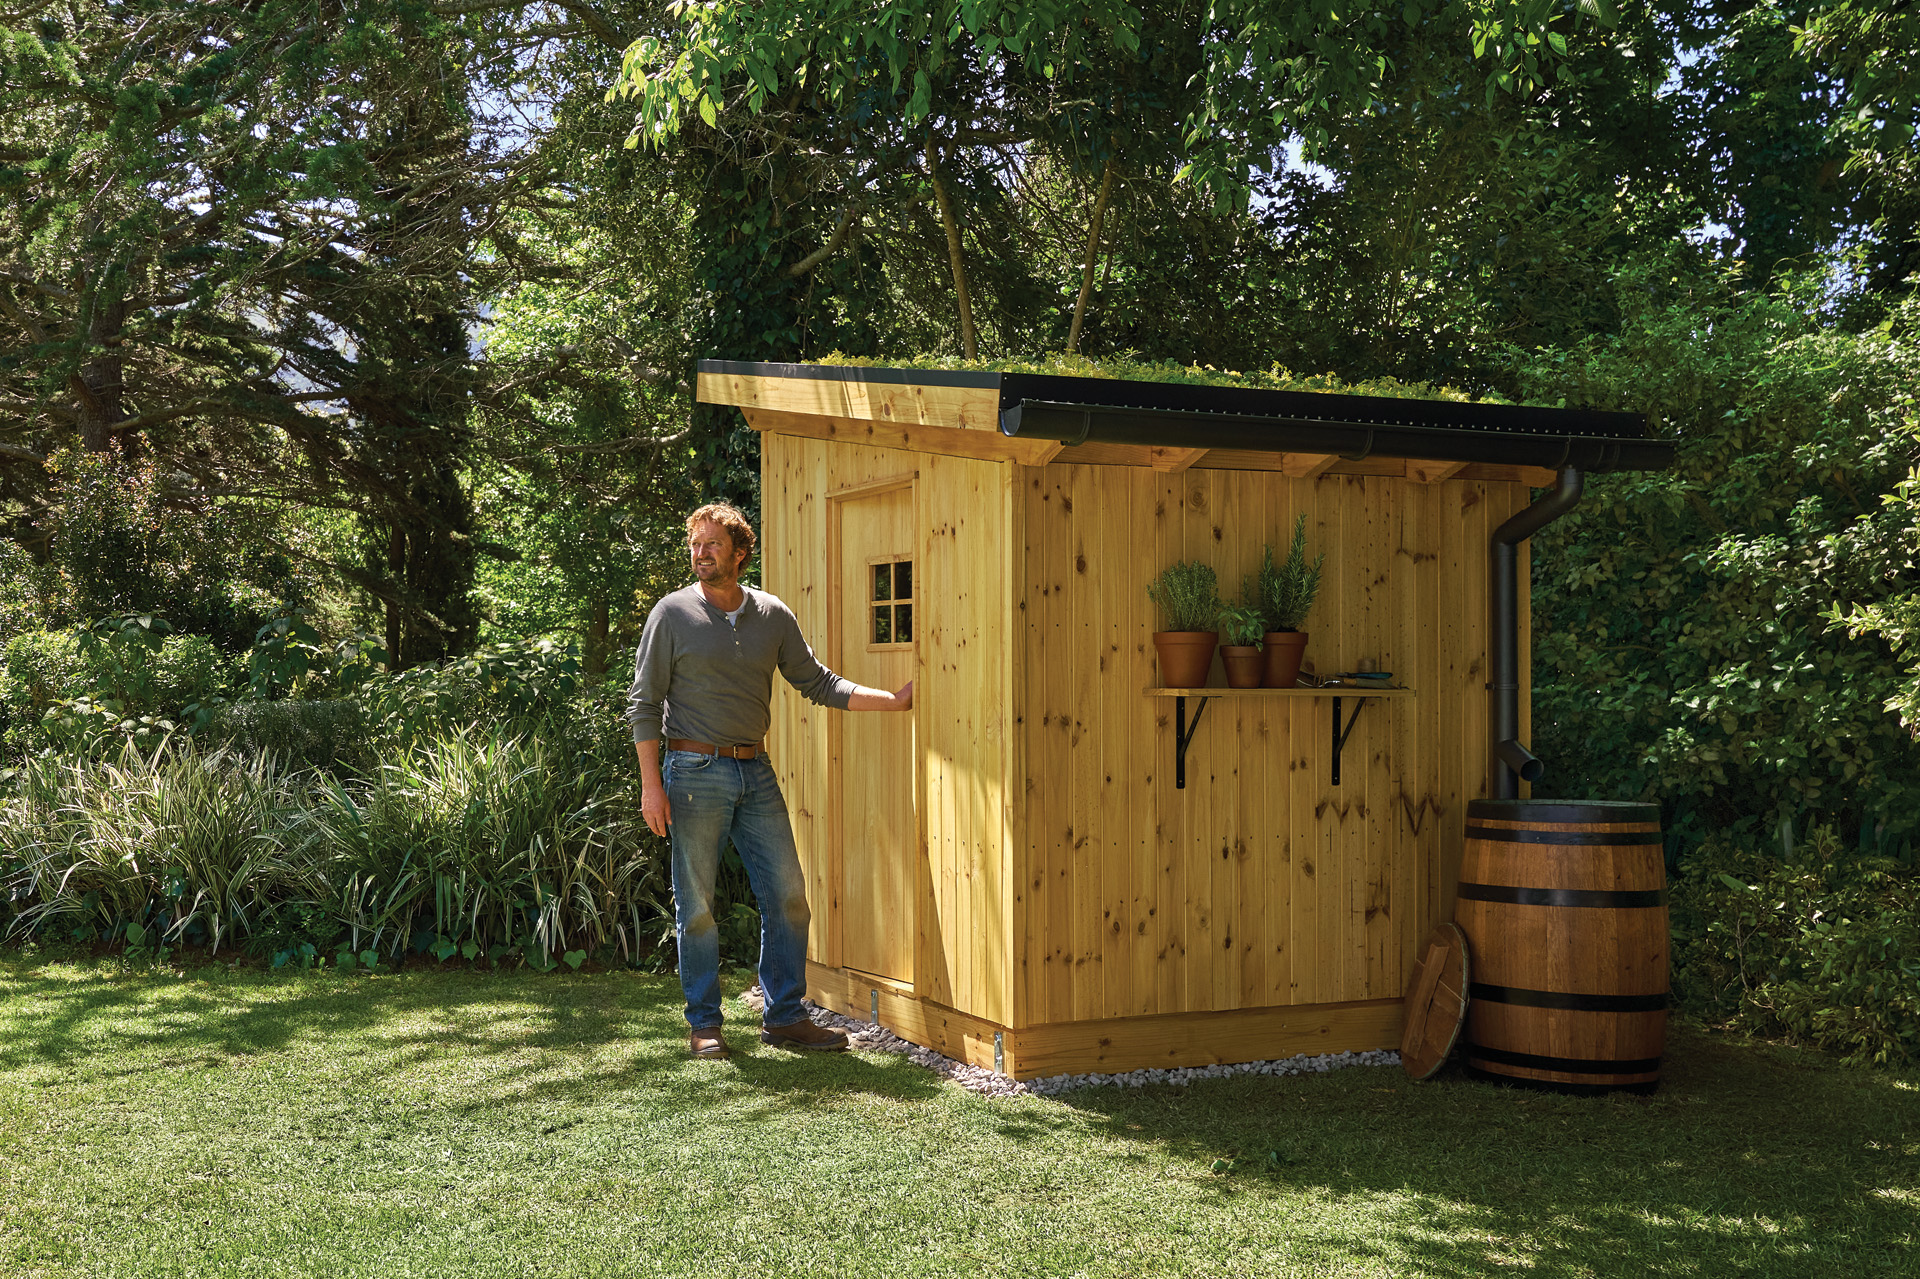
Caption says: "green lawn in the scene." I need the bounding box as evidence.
[0,955,1914,1278]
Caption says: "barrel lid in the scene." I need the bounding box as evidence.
[1467,798,1660,824]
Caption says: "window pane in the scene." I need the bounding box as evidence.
[872,563,892,602]
[895,602,912,644]
[872,605,892,645]
[894,560,913,600]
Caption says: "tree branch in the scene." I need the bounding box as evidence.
[787,198,866,277]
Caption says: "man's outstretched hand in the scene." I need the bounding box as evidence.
[848,680,913,711]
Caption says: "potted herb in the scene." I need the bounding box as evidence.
[1249,514,1324,688]
[1216,600,1266,689]
[1146,560,1221,688]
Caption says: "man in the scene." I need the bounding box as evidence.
[628,502,913,1060]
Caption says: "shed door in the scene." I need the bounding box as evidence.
[835,486,917,987]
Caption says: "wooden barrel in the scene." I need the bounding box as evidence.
[1456,799,1667,1095]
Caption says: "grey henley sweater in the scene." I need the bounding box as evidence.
[626,584,855,747]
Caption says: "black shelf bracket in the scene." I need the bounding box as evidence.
[1330,695,1366,786]
[1173,695,1212,790]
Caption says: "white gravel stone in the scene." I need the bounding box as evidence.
[739,984,1400,1097]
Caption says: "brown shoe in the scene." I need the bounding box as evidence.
[760,1017,849,1051]
[689,1027,730,1060]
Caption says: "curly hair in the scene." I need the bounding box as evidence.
[685,503,756,560]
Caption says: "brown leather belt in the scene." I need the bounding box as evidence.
[667,738,764,760]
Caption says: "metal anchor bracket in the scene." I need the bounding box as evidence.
[1173,695,1212,790]
[1330,695,1366,787]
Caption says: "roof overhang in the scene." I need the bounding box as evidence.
[696,360,1677,481]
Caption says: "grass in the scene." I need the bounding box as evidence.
[0,956,1915,1278]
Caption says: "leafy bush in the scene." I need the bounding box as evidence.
[1146,560,1221,632]
[2,623,241,757]
[208,700,370,773]
[1672,824,1920,1066]
[1519,269,1920,852]
[37,450,294,649]
[356,637,584,751]
[1249,515,1324,633]
[0,541,54,644]
[0,630,86,756]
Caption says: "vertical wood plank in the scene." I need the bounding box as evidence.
[1230,472,1267,1011]
[1067,465,1103,1022]
[1150,471,1185,1016]
[1041,467,1075,1025]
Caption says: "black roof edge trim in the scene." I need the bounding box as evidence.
[1000,402,1677,474]
[696,359,1001,390]
[995,371,1647,439]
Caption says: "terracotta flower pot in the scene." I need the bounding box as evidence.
[1152,631,1218,688]
[1262,631,1309,688]
[1221,645,1264,689]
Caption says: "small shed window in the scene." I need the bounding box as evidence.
[869,558,914,647]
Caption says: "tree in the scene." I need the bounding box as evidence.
[0,1,555,663]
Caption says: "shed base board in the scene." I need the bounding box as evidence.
[807,962,1404,1081]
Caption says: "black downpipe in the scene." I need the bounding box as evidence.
[1491,468,1583,798]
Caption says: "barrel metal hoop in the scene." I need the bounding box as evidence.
[1462,1064,1660,1097]
[1464,1044,1664,1074]
[1457,882,1667,909]
[1464,825,1664,847]
[1469,982,1668,1012]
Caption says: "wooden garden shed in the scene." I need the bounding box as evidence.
[696,360,1674,1080]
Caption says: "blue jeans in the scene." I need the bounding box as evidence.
[662,750,812,1030]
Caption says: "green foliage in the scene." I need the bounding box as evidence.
[1249,516,1324,633]
[207,701,370,775]
[1146,560,1221,633]
[817,350,1501,404]
[356,638,584,752]
[1521,264,1920,850]
[0,542,54,643]
[0,723,672,972]
[612,0,1589,206]
[1673,824,1920,1066]
[2,745,291,955]
[0,629,84,757]
[1216,602,1265,649]
[34,453,291,650]
[1,622,241,757]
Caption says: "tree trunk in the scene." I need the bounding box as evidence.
[1067,159,1118,355]
[384,524,405,667]
[926,139,978,360]
[585,596,609,680]
[73,296,128,452]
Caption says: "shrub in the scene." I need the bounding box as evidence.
[1672,824,1920,1066]
[0,720,673,971]
[1,744,294,954]
[0,630,86,757]
[1518,272,1920,853]
[209,699,370,773]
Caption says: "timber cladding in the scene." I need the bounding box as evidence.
[756,429,1534,1077]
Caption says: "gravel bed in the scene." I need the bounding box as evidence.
[741,986,1400,1097]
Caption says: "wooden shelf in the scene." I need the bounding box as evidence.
[1148,686,1414,788]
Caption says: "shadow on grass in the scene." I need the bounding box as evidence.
[991,1022,1920,1275]
[0,956,941,1109]
[4,957,1912,1273]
